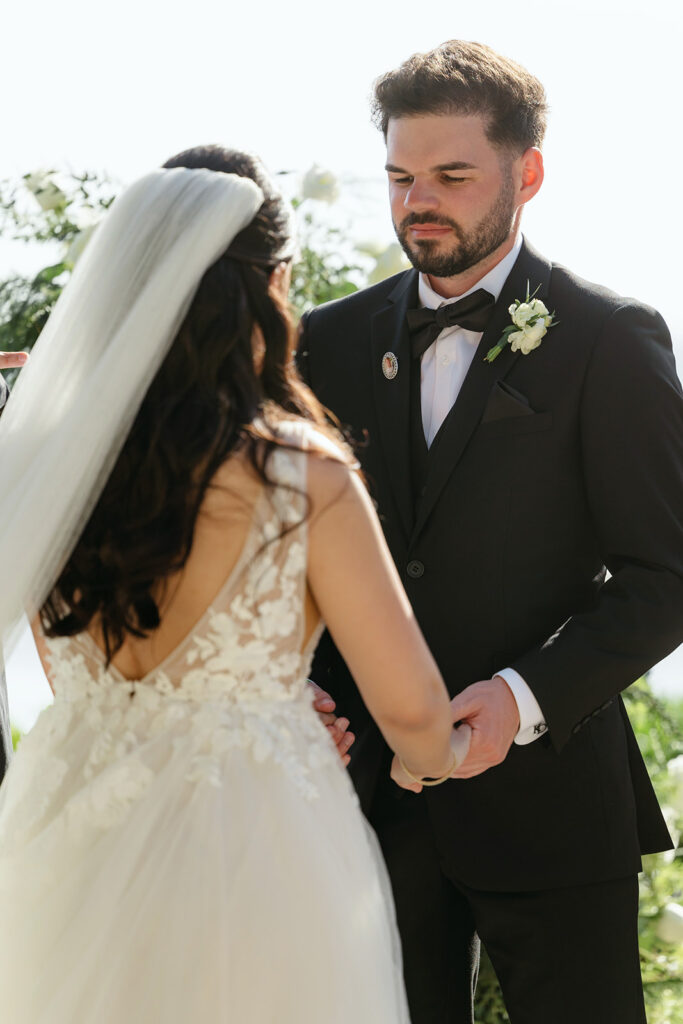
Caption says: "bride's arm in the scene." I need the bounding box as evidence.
[306,456,455,782]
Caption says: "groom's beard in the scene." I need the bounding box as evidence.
[395,173,516,278]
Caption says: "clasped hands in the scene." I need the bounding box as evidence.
[310,675,520,789]
[391,676,521,792]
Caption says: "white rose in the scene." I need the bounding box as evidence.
[523,321,547,345]
[656,903,683,945]
[24,170,66,212]
[367,242,411,285]
[72,205,101,230]
[301,165,339,204]
[509,320,547,355]
[528,298,550,319]
[510,301,535,328]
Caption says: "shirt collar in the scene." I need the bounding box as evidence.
[418,232,524,311]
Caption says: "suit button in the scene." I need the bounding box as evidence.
[407,560,425,579]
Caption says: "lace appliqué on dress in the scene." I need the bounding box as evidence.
[12,443,332,844]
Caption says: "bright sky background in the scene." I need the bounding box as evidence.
[2,0,682,728]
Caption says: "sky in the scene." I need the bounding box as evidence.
[2,0,682,727]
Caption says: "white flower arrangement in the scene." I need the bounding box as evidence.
[23,169,67,212]
[656,902,683,945]
[485,282,558,363]
[301,164,340,204]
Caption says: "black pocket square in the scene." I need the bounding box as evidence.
[482,380,534,423]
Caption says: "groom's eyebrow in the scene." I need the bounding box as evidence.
[384,161,478,172]
[433,161,477,171]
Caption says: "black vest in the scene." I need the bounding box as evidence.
[409,357,430,511]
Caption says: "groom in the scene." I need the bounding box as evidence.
[0,350,29,780]
[298,41,683,1024]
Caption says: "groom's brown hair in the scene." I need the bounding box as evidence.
[371,40,548,154]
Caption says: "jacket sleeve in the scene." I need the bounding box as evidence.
[512,303,683,752]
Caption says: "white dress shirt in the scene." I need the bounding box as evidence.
[417,234,547,745]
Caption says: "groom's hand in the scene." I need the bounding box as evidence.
[448,676,519,779]
[308,681,355,767]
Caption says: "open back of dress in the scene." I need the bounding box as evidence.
[0,429,409,1024]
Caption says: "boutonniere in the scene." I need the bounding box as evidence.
[485,283,558,363]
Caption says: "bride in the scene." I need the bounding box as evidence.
[0,145,468,1022]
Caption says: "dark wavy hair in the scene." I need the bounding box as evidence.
[41,145,349,661]
[372,40,548,153]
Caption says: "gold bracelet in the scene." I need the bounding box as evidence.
[398,747,458,787]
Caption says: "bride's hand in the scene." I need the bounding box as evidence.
[308,681,355,767]
[0,352,29,371]
[0,352,29,414]
[390,755,424,794]
[390,724,473,793]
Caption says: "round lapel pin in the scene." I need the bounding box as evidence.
[382,351,398,380]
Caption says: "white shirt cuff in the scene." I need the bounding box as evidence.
[495,668,548,745]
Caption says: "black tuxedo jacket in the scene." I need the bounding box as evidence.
[298,238,681,892]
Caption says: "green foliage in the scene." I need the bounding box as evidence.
[474,947,510,1024]
[287,204,362,317]
[0,172,367,363]
[0,170,116,384]
[473,678,683,1023]
[0,265,68,361]
[0,170,115,246]
[626,680,683,1023]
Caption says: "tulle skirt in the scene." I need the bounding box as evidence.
[0,693,410,1023]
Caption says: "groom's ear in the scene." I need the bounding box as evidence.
[517,147,544,207]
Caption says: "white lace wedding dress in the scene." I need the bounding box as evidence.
[0,441,410,1023]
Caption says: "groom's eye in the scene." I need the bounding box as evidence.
[442,175,467,184]
[390,175,413,185]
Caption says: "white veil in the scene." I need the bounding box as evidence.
[0,167,264,677]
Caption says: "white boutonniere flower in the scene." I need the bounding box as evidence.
[485,283,558,363]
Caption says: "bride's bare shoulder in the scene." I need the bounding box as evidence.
[201,448,263,521]
[304,447,365,526]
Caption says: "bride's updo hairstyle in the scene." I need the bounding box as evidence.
[41,144,352,661]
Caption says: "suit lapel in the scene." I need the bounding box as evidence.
[411,240,553,542]
[370,270,419,541]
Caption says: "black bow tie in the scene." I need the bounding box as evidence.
[406,288,496,360]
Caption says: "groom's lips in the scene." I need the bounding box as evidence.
[409,224,451,239]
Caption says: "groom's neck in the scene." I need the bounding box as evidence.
[426,232,519,299]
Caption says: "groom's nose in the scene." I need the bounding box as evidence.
[402,178,440,213]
